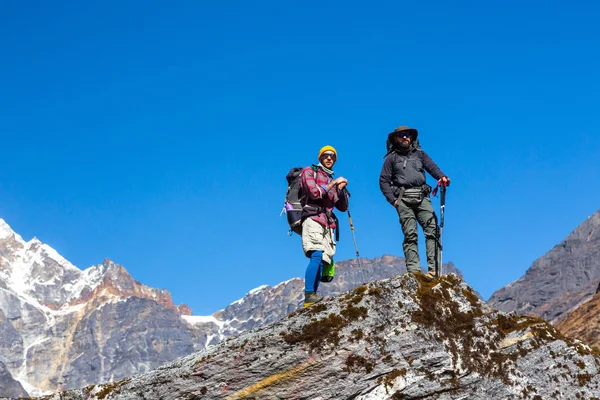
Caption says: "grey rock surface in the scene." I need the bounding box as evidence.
[488,209,600,323]
[320,255,462,297]
[210,255,462,341]
[56,297,200,391]
[28,274,600,400]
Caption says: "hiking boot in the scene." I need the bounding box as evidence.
[304,292,324,308]
[423,271,436,282]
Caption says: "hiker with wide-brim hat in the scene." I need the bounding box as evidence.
[299,145,348,307]
[379,126,450,280]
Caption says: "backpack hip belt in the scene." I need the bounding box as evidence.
[397,184,432,206]
[302,206,340,241]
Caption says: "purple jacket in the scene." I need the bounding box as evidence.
[299,165,348,228]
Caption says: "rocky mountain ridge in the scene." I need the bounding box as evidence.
[488,209,600,323]
[22,273,600,400]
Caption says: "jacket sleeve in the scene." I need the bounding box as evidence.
[334,188,348,212]
[379,156,397,205]
[421,151,445,180]
[300,168,327,200]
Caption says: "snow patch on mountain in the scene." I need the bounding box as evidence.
[62,264,105,300]
[6,256,36,295]
[0,219,26,243]
[182,315,224,327]
[277,277,299,286]
[248,285,268,295]
[38,242,79,272]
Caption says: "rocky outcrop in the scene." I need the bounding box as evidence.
[30,274,600,400]
[320,255,462,297]
[488,209,600,323]
[193,255,463,343]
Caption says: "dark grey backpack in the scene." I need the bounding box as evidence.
[283,166,320,235]
[283,167,305,235]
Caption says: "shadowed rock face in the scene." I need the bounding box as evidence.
[0,361,28,398]
[29,274,600,400]
[56,297,199,391]
[556,292,600,352]
[488,209,600,323]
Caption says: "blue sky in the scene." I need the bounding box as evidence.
[1,1,599,315]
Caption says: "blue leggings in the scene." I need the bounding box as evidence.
[305,250,324,293]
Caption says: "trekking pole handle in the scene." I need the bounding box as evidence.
[439,180,446,228]
[432,179,448,196]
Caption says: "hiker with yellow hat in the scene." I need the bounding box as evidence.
[299,145,348,307]
[379,126,450,281]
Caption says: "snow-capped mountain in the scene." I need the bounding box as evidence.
[0,219,303,396]
[0,219,205,396]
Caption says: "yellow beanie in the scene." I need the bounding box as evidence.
[318,145,337,160]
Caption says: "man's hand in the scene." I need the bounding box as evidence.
[441,176,450,186]
[326,177,348,192]
[335,177,348,190]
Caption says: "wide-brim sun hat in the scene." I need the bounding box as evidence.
[389,126,418,137]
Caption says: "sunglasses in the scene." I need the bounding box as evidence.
[397,132,412,138]
[321,153,336,160]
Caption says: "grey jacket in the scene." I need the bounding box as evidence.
[379,138,446,205]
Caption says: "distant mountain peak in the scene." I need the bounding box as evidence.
[0,218,201,396]
[489,208,600,322]
[0,218,25,244]
[0,219,191,315]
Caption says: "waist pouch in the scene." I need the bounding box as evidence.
[399,184,432,206]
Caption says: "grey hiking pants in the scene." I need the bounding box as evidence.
[395,197,440,273]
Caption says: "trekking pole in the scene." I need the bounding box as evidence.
[439,182,446,277]
[344,189,367,285]
[432,180,447,277]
